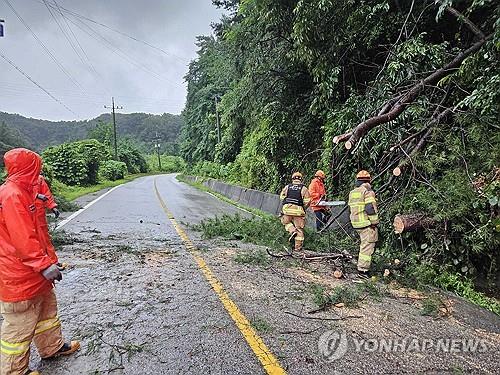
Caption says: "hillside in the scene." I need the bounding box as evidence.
[0,111,183,152]
[180,1,499,295]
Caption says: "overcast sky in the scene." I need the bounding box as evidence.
[0,0,222,121]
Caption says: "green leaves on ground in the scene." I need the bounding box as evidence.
[195,214,333,253]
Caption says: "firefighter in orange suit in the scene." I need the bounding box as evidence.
[308,170,331,231]
[348,170,379,280]
[35,175,60,265]
[280,172,311,251]
[0,148,80,375]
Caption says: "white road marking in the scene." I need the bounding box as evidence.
[56,185,122,229]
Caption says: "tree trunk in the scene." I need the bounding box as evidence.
[393,214,435,234]
[334,34,492,149]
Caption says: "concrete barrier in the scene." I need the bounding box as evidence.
[260,192,281,215]
[181,175,350,229]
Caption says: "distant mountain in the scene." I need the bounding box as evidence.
[0,112,183,153]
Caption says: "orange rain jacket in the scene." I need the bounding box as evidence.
[35,176,58,264]
[308,177,327,212]
[0,149,54,302]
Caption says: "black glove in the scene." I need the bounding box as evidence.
[52,208,60,219]
[41,264,62,281]
[37,193,48,202]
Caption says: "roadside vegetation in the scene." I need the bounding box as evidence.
[189,181,499,314]
[195,214,339,254]
[1,120,187,202]
[181,1,499,311]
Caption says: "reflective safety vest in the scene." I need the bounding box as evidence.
[280,183,310,217]
[348,183,379,229]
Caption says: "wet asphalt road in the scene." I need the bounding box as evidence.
[36,174,263,374]
[26,174,500,375]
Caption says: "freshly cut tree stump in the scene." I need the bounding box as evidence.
[393,214,434,234]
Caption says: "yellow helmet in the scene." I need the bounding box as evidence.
[315,170,326,179]
[356,170,371,181]
[292,171,303,180]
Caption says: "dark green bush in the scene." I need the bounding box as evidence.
[118,140,148,174]
[43,139,110,186]
[100,160,128,181]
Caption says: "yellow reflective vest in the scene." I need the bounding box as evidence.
[280,182,311,217]
[348,183,379,229]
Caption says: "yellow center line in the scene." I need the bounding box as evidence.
[154,178,286,375]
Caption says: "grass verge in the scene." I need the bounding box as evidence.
[405,263,500,315]
[234,249,271,267]
[53,173,154,201]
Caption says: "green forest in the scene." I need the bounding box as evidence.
[0,111,185,204]
[0,111,183,153]
[180,1,499,295]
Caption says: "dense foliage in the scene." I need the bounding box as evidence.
[100,160,128,181]
[42,139,110,186]
[147,155,187,173]
[181,0,499,290]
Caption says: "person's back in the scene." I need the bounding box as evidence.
[280,172,311,252]
[308,177,326,212]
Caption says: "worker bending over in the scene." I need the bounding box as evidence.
[280,172,311,252]
[0,148,79,375]
[308,170,331,231]
[348,170,379,280]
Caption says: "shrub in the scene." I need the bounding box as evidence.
[148,155,186,173]
[100,160,128,181]
[43,139,110,186]
[118,141,148,174]
[191,160,229,180]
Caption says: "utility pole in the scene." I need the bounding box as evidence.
[214,95,221,143]
[104,97,123,160]
[153,132,162,171]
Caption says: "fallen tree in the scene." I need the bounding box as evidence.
[334,34,492,150]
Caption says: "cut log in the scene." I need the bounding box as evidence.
[393,214,435,234]
[333,132,352,144]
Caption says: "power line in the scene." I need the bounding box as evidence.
[0,49,77,116]
[42,0,86,66]
[65,15,179,87]
[2,0,83,90]
[50,0,110,94]
[39,0,189,64]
